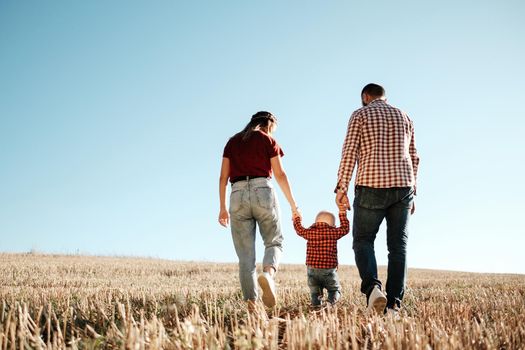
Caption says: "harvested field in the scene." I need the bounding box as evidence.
[0,253,523,349]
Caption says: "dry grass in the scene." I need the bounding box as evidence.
[0,253,524,349]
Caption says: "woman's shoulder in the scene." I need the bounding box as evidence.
[226,132,242,144]
[226,130,279,148]
[254,130,278,144]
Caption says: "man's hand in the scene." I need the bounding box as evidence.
[218,209,229,227]
[335,191,351,211]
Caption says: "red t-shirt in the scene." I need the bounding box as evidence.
[223,130,284,182]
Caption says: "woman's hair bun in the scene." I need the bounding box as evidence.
[251,111,276,122]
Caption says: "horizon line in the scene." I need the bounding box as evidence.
[1,250,523,276]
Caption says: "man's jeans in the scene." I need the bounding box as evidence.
[352,186,414,309]
[229,178,283,301]
[307,267,341,306]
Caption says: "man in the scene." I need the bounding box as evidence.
[335,83,419,314]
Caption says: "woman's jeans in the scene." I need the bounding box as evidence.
[352,186,415,309]
[307,267,341,306]
[229,178,283,301]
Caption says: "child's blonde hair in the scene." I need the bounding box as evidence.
[315,211,336,226]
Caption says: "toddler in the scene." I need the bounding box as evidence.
[293,209,349,306]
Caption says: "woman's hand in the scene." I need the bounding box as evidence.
[292,206,302,220]
[218,209,229,227]
[218,158,230,227]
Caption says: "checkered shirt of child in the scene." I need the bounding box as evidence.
[293,212,350,269]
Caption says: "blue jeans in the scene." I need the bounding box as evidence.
[229,178,283,301]
[352,186,414,309]
[307,267,341,306]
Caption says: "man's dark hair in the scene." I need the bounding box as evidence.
[361,83,385,97]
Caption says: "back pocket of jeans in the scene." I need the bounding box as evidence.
[400,189,415,209]
[255,187,275,209]
[355,187,387,209]
[229,189,244,213]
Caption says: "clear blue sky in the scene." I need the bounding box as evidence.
[1,1,524,274]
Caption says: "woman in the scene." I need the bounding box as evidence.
[218,111,300,309]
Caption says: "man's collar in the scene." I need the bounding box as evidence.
[368,98,386,105]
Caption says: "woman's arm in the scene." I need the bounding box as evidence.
[270,155,300,216]
[218,157,230,227]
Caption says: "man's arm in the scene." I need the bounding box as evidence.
[335,113,361,193]
[409,119,419,215]
[335,112,361,209]
[409,119,420,192]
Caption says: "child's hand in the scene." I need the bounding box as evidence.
[292,207,302,220]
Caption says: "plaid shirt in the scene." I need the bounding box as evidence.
[336,99,420,193]
[293,212,349,269]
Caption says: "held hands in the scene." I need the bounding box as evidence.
[218,208,229,227]
[335,191,351,211]
[292,206,302,220]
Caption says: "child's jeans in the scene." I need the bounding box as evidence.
[307,266,341,306]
